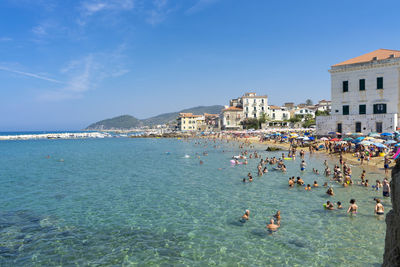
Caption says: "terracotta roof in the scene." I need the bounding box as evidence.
[269,105,282,109]
[179,113,203,118]
[223,106,243,112]
[204,113,220,117]
[332,49,400,67]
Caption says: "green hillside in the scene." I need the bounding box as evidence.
[86,115,142,130]
[85,105,224,130]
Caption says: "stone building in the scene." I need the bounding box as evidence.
[317,49,400,135]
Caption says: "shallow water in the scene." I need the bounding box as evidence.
[0,138,389,266]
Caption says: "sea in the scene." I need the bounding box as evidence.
[0,136,389,266]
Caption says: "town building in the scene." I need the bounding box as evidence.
[316,49,400,135]
[267,105,291,121]
[177,113,204,131]
[295,107,316,118]
[222,106,243,130]
[242,93,268,119]
[316,100,331,113]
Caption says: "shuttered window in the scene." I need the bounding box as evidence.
[342,105,349,115]
[359,79,365,91]
[343,81,348,92]
[373,103,387,114]
[377,77,383,89]
[359,104,366,114]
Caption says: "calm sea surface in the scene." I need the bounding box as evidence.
[0,138,389,266]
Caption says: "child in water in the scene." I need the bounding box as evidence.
[305,184,311,191]
[337,201,342,209]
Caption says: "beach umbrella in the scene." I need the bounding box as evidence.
[303,137,310,141]
[337,141,347,144]
[345,132,353,136]
[304,132,310,135]
[282,136,288,139]
[360,141,372,146]
[352,133,363,136]
[368,132,380,137]
[364,137,374,140]
[381,133,393,136]
[352,139,361,143]
[385,140,397,144]
[320,137,329,141]
[356,136,365,140]
[395,143,400,147]
[374,143,387,148]
[328,132,336,135]
[372,139,384,143]
[343,137,353,141]
[308,136,315,141]
[331,138,341,142]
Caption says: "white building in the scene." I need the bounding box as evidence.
[242,92,268,119]
[316,100,331,112]
[316,49,400,135]
[222,92,268,129]
[267,105,290,121]
[295,107,315,118]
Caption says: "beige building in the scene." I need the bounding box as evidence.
[222,106,243,130]
[177,113,204,131]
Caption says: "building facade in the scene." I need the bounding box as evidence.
[222,107,243,130]
[242,93,268,119]
[317,49,400,135]
[267,105,291,121]
[177,113,204,131]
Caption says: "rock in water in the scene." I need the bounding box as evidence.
[383,159,400,266]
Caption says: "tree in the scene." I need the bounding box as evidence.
[305,99,313,106]
[241,118,259,130]
[288,115,302,123]
[315,110,330,116]
[258,112,270,128]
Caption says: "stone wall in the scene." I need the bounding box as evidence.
[383,159,400,266]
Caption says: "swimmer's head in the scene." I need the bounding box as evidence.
[245,210,250,215]
[350,199,356,204]
[337,201,341,205]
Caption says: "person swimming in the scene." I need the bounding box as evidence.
[300,160,306,171]
[325,201,334,210]
[347,199,358,214]
[242,210,250,220]
[313,181,319,187]
[266,218,280,231]
[337,201,342,209]
[305,184,311,191]
[274,210,281,225]
[326,187,334,196]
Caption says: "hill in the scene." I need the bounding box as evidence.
[141,105,224,126]
[86,115,142,130]
[85,105,224,130]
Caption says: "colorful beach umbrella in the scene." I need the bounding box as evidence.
[374,143,387,148]
[356,136,365,140]
[385,140,397,144]
[381,133,393,136]
[328,132,336,135]
[343,137,353,141]
[320,137,329,141]
[330,138,341,142]
[368,132,380,137]
[360,140,372,146]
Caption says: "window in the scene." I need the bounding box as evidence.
[355,122,362,133]
[342,105,349,115]
[359,104,366,114]
[337,123,342,133]
[272,113,275,118]
[377,77,383,89]
[359,79,365,91]
[373,103,387,114]
[376,122,383,133]
[253,114,256,118]
[262,99,264,103]
[246,107,248,111]
[254,107,256,111]
[261,107,264,111]
[343,81,348,92]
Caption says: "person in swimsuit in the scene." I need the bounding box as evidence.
[300,160,306,171]
[374,199,384,215]
[326,187,334,196]
[266,219,280,230]
[313,181,319,187]
[305,184,311,191]
[347,199,358,214]
[337,201,342,209]
[325,201,334,210]
[274,211,281,225]
[242,210,250,220]
[383,180,390,197]
[384,157,391,176]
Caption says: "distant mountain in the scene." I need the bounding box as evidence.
[141,105,224,126]
[85,105,224,130]
[86,115,142,130]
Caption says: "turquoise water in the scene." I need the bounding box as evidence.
[0,138,389,266]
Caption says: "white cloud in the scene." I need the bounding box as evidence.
[185,0,218,15]
[80,0,134,16]
[38,44,129,101]
[145,0,175,25]
[0,66,64,84]
[0,37,13,42]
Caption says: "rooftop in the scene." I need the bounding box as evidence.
[332,49,400,67]
[223,106,243,112]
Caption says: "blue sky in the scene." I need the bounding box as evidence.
[1,0,400,130]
